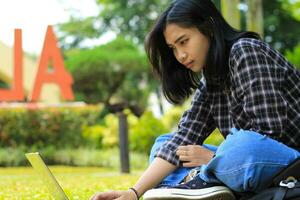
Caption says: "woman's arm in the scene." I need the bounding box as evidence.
[132,157,177,196]
[91,82,216,200]
[90,157,176,200]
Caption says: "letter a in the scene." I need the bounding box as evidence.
[31,25,74,101]
[0,29,24,101]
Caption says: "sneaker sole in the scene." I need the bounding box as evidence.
[143,186,236,200]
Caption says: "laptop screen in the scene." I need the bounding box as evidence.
[25,152,69,200]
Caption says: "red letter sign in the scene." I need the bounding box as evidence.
[31,26,74,101]
[0,29,24,101]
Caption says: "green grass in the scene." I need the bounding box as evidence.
[0,131,224,199]
[0,166,142,200]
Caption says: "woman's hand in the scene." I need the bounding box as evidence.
[90,189,137,200]
[176,145,214,167]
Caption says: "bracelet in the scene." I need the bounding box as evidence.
[129,187,139,200]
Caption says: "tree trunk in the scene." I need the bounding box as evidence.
[221,0,241,29]
[118,112,130,173]
[246,0,264,37]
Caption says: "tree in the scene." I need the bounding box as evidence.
[262,0,300,51]
[58,0,300,113]
[282,0,300,21]
[221,0,241,29]
[58,16,101,50]
[246,0,264,37]
[57,0,170,50]
[65,37,156,116]
[58,0,300,51]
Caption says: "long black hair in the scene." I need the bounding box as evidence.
[145,0,260,104]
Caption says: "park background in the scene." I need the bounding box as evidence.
[0,0,299,199]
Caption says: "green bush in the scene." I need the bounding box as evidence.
[203,129,225,146]
[161,105,188,131]
[0,106,102,149]
[0,147,149,168]
[0,104,226,167]
[0,146,28,166]
[286,43,300,69]
[130,111,168,154]
[85,110,168,154]
[82,125,105,149]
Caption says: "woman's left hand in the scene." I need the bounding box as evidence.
[176,145,214,167]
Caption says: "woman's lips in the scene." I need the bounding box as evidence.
[185,61,194,69]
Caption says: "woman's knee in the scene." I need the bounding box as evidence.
[216,129,266,158]
[206,128,300,192]
[219,128,299,161]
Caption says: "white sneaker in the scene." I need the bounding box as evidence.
[143,186,235,200]
[143,176,235,200]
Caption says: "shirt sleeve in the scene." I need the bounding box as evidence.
[155,81,216,166]
[229,44,287,139]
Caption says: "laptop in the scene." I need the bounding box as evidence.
[25,152,69,200]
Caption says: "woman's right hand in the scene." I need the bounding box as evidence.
[90,189,137,200]
[176,145,214,167]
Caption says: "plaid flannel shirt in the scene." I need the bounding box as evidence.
[155,38,300,166]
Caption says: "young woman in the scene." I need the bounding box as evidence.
[90,0,300,199]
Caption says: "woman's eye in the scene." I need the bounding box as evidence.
[169,46,176,51]
[180,39,188,45]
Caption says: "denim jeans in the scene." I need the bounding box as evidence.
[149,128,300,192]
[149,133,217,187]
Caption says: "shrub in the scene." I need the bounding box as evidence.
[161,105,187,131]
[0,147,149,168]
[203,129,225,146]
[130,111,168,154]
[0,105,102,149]
[85,110,168,154]
[0,146,28,166]
[286,43,300,69]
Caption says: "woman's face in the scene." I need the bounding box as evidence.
[164,23,210,73]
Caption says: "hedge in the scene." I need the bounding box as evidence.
[0,105,102,149]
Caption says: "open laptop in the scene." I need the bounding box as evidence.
[25,152,69,200]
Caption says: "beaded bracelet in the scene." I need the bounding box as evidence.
[129,187,139,200]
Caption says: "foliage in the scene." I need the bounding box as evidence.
[203,129,225,146]
[286,43,300,69]
[58,16,101,50]
[0,147,28,167]
[82,125,105,149]
[87,109,168,154]
[95,0,170,45]
[57,0,170,48]
[130,111,168,154]
[161,105,189,131]
[57,0,300,53]
[0,146,149,169]
[99,113,119,148]
[0,106,102,149]
[65,37,155,115]
[263,0,300,51]
[282,0,300,21]
[160,105,225,146]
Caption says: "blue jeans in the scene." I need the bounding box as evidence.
[149,133,218,187]
[149,128,300,192]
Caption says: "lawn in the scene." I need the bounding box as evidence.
[0,166,142,200]
[0,131,224,200]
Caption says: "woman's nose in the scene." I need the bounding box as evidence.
[179,52,187,62]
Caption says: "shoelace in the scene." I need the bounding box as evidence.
[183,168,201,183]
